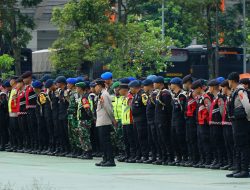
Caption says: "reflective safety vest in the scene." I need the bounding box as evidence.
[121,94,133,125]
[197,93,211,125]
[186,91,197,118]
[112,95,123,120]
[8,88,18,114]
[209,96,222,126]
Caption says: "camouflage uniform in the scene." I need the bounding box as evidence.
[77,93,93,152]
[67,90,80,150]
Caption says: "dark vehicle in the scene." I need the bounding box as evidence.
[167,45,245,79]
[21,48,32,73]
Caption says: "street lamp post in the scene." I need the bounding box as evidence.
[162,0,165,41]
[243,0,247,73]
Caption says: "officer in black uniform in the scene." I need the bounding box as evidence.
[46,80,60,156]
[32,80,49,154]
[182,74,199,167]
[226,72,250,178]
[129,80,149,163]
[55,76,70,156]
[44,79,55,155]
[170,77,188,166]
[143,78,158,164]
[0,84,9,151]
[154,76,173,165]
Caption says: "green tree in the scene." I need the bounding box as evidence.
[106,19,173,78]
[0,0,43,75]
[0,54,14,79]
[50,0,114,78]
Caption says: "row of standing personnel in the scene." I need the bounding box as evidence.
[0,71,250,177]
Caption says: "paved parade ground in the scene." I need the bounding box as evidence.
[0,152,249,190]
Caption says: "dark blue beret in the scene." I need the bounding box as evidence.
[55,76,67,84]
[153,76,164,84]
[3,80,11,88]
[66,78,77,85]
[16,78,23,83]
[170,77,182,85]
[119,78,131,84]
[128,80,141,88]
[90,81,97,87]
[45,79,54,88]
[95,78,105,85]
[84,81,90,88]
[228,72,239,81]
[21,71,32,79]
[101,72,113,80]
[208,79,219,86]
[191,79,203,89]
[40,74,51,83]
[182,74,193,84]
[32,80,43,89]
[142,79,153,86]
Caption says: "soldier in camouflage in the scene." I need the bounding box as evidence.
[76,82,93,159]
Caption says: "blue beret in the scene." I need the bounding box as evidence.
[153,76,164,83]
[127,77,136,82]
[3,80,11,88]
[45,79,54,88]
[216,77,225,84]
[142,79,153,86]
[40,74,51,83]
[76,76,84,83]
[101,72,113,80]
[55,76,67,84]
[90,81,97,87]
[120,78,131,84]
[170,77,182,85]
[128,80,141,88]
[84,81,90,88]
[66,78,77,85]
[147,75,157,82]
[208,79,219,86]
[32,80,43,89]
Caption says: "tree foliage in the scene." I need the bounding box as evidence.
[0,54,14,79]
[0,0,43,74]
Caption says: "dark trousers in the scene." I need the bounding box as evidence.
[123,124,136,158]
[149,123,159,159]
[58,119,70,151]
[186,118,199,162]
[27,109,38,149]
[197,124,212,164]
[210,125,225,164]
[9,116,19,148]
[0,114,8,148]
[37,116,49,150]
[45,117,54,149]
[223,125,234,166]
[134,121,149,158]
[98,125,114,162]
[53,119,60,149]
[172,123,188,161]
[18,114,30,149]
[157,123,173,161]
[232,119,249,172]
[90,121,100,153]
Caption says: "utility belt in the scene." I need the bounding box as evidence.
[232,106,247,120]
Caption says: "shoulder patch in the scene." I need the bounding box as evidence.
[39,93,46,104]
